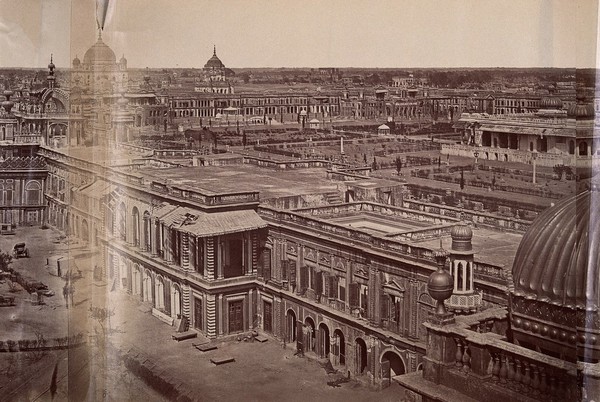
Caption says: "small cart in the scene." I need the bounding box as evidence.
[13,243,29,259]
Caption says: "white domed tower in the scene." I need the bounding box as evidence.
[72,33,128,93]
[444,222,482,314]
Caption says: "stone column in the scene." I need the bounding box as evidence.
[206,294,217,338]
[250,232,258,275]
[181,283,191,321]
[206,237,215,280]
[368,265,379,327]
[181,232,190,272]
[248,290,253,329]
[218,294,224,336]
[296,246,304,295]
[217,238,224,279]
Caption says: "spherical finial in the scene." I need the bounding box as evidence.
[428,248,453,315]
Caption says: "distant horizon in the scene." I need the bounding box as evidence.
[1,0,598,70]
[0,65,587,71]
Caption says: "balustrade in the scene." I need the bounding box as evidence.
[483,347,577,401]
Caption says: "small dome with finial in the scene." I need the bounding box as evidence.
[451,222,473,252]
[204,45,225,69]
[72,54,80,66]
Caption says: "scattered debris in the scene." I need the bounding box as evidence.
[327,377,350,388]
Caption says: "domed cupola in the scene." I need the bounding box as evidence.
[567,103,595,119]
[509,178,600,362]
[204,45,225,70]
[539,96,563,109]
[567,92,595,119]
[450,222,473,252]
[72,54,81,67]
[83,34,117,66]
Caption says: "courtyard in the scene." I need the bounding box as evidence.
[0,226,411,401]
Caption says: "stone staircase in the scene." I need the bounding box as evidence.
[324,191,344,205]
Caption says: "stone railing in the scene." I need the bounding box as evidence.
[259,206,450,266]
[296,201,459,227]
[149,180,260,206]
[13,134,41,144]
[421,308,583,401]
[441,144,576,168]
[40,146,260,209]
[459,113,573,128]
[401,198,531,233]
[386,224,455,242]
[473,262,508,286]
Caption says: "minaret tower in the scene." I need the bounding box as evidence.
[444,221,483,314]
[47,54,56,89]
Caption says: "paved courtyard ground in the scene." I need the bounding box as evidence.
[0,227,410,401]
[105,292,407,402]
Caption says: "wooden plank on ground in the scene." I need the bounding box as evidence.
[210,357,235,365]
[255,335,268,343]
[193,343,217,352]
[172,331,197,342]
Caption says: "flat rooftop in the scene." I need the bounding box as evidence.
[328,213,431,235]
[141,165,340,199]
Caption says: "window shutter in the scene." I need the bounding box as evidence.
[315,271,323,295]
[281,260,288,281]
[329,275,338,299]
[349,282,359,308]
[256,248,264,279]
[264,250,272,281]
[289,261,297,286]
[300,265,308,290]
[380,294,389,321]
[391,297,397,322]
[322,272,330,298]
[361,287,368,311]
[310,267,317,291]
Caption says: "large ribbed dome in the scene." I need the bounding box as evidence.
[510,182,600,362]
[204,46,224,69]
[511,188,599,310]
[567,103,595,119]
[83,37,116,65]
[539,96,563,109]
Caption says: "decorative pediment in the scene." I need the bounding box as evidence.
[354,264,368,279]
[383,279,406,297]
[305,248,316,262]
[286,242,297,256]
[319,254,330,266]
[334,259,345,273]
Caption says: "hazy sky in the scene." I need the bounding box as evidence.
[0,0,598,69]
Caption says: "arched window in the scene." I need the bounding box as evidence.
[25,181,41,205]
[0,182,14,206]
[132,207,140,247]
[457,262,464,292]
[118,202,127,241]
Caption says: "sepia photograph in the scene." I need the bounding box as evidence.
[0,0,598,400]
